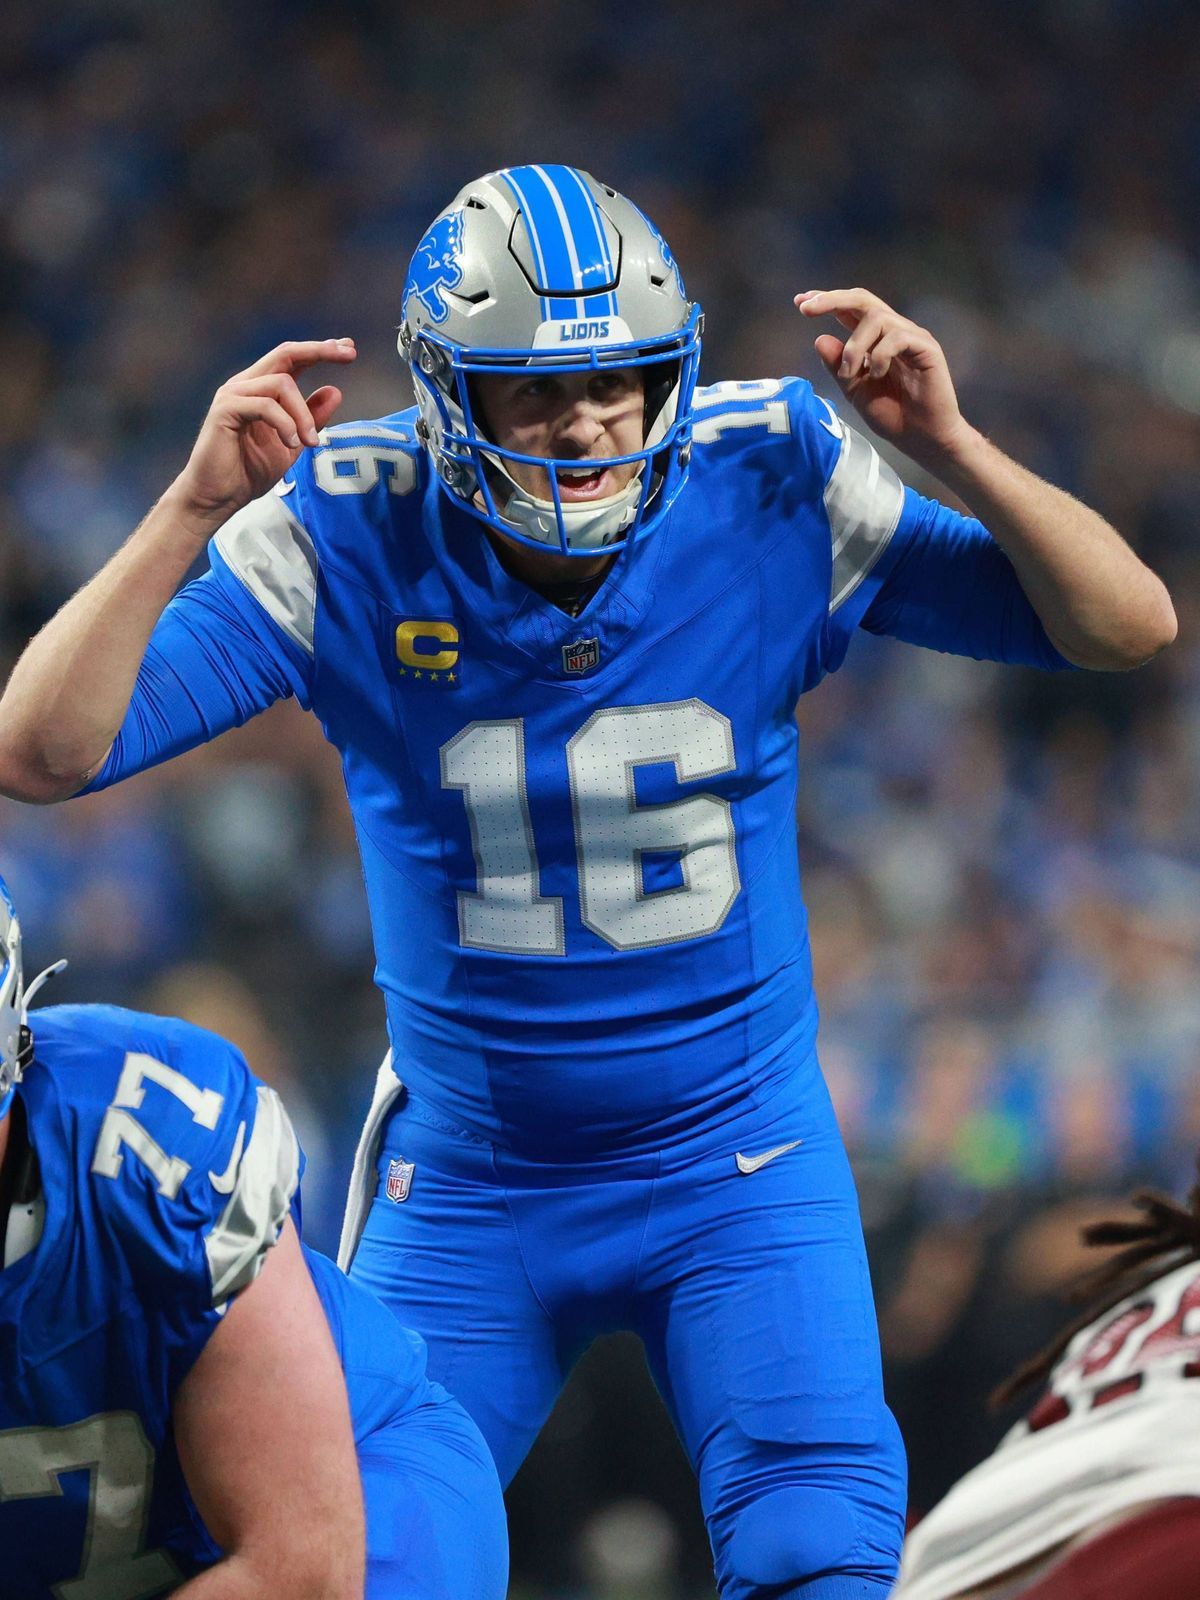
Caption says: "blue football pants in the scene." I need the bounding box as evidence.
[360,1381,509,1600]
[351,1077,905,1599]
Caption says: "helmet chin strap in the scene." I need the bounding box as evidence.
[0,958,67,1119]
[23,960,66,1015]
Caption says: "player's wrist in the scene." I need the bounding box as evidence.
[919,419,989,488]
[154,479,244,546]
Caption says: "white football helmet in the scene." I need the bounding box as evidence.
[399,164,703,556]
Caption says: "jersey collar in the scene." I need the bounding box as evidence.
[424,477,672,682]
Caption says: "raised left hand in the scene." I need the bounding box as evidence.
[796,288,979,471]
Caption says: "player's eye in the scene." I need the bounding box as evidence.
[590,371,638,403]
[515,377,557,403]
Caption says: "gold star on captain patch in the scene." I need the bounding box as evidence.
[447,671,457,682]
[413,669,424,680]
[397,666,407,677]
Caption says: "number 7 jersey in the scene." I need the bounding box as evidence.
[105,376,1043,1156]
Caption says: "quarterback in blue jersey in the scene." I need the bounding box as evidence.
[0,166,1176,1598]
[0,882,507,1599]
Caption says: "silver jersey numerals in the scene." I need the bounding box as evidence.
[441,720,566,956]
[441,699,740,955]
[312,426,418,497]
[0,1414,179,1599]
[91,1052,224,1200]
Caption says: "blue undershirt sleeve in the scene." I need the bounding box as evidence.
[859,487,1073,670]
[78,566,313,795]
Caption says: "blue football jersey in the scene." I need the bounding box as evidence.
[0,1002,433,1597]
[89,380,1066,1157]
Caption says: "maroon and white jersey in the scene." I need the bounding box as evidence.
[896,1256,1200,1599]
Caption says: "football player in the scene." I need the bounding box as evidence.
[0,166,1175,1598]
[0,879,507,1599]
[895,1174,1200,1598]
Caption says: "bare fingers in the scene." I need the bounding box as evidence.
[797,291,939,382]
[835,311,890,380]
[862,326,932,381]
[795,287,886,334]
[229,372,329,447]
[306,385,344,433]
[218,395,308,451]
[812,333,846,375]
[242,337,358,384]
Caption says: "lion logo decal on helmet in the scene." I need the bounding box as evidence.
[636,205,685,300]
[402,210,465,327]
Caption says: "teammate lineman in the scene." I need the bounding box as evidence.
[0,878,507,1598]
[0,166,1176,1597]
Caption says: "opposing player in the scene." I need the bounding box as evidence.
[895,1174,1200,1598]
[0,167,1175,1597]
[0,880,507,1599]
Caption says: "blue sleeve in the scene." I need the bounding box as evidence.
[858,488,1073,669]
[80,558,313,795]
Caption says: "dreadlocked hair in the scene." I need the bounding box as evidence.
[990,1162,1200,1414]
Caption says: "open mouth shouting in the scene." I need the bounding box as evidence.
[554,463,614,501]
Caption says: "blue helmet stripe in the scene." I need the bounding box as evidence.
[500,167,554,320]
[559,167,614,281]
[507,166,579,319]
[558,166,620,318]
[535,165,612,292]
[510,166,584,290]
[501,165,618,321]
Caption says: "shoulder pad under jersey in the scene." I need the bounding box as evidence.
[33,1004,300,1309]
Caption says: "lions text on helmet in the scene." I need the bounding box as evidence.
[399,164,703,557]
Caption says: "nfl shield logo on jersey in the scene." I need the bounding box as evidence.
[385,1158,414,1203]
[562,637,600,676]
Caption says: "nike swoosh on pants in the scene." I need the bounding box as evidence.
[734,1139,803,1175]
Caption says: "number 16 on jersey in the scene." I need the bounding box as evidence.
[441,698,741,956]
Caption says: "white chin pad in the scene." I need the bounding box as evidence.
[493,467,644,551]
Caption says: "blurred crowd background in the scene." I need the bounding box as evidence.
[3,0,1200,1592]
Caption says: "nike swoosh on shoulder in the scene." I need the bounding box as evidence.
[209,1121,247,1194]
[815,396,844,440]
[735,1139,803,1175]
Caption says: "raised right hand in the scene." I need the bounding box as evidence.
[174,338,358,522]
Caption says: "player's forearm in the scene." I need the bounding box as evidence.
[932,427,1177,670]
[0,484,223,802]
[170,1555,263,1599]
[173,1551,360,1600]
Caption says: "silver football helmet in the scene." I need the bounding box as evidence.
[0,878,65,1113]
[399,165,703,556]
